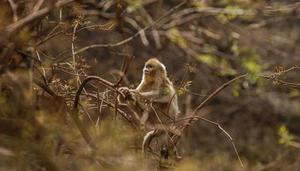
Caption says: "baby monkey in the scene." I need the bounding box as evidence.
[118,58,180,127]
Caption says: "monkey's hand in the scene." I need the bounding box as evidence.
[118,87,137,102]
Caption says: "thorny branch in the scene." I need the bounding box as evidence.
[261,66,300,89]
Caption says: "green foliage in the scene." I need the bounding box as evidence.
[231,82,241,97]
[278,125,294,146]
[178,81,192,96]
[166,28,188,49]
[198,54,218,67]
[217,5,244,23]
[242,58,261,74]
[126,0,142,12]
[191,0,207,10]
[198,54,237,76]
[233,42,262,84]
[241,56,261,84]
[219,59,238,76]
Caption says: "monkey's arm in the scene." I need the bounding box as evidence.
[139,88,174,103]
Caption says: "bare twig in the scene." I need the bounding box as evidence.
[114,55,134,87]
[3,0,74,41]
[84,92,138,125]
[95,89,106,128]
[149,104,181,159]
[33,0,45,13]
[35,30,64,46]
[34,79,95,149]
[124,17,149,46]
[7,0,18,22]
[199,116,244,167]
[168,74,248,167]
[71,21,80,88]
[74,0,187,55]
[176,115,244,167]
[73,76,133,123]
[139,7,161,48]
[191,74,248,118]
[73,76,120,109]
[260,66,300,89]
[112,55,134,120]
[76,20,116,33]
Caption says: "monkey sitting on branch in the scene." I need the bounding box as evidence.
[118,58,180,128]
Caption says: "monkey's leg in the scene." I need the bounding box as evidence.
[140,110,149,128]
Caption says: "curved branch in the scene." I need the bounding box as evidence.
[192,74,248,116]
[170,74,248,167]
[72,76,133,123]
[73,76,118,110]
[186,116,243,167]
[180,74,248,131]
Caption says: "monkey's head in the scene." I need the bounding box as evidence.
[143,58,167,82]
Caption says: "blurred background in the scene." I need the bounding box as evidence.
[0,0,300,170]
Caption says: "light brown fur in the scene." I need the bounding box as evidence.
[118,58,180,127]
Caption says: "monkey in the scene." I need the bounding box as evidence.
[118,58,180,128]
[118,58,182,159]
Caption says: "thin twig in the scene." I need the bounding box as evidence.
[35,30,64,46]
[73,0,187,55]
[171,74,248,167]
[188,116,243,167]
[7,0,18,22]
[33,0,45,13]
[114,55,134,87]
[191,74,248,117]
[73,76,133,124]
[71,21,80,88]
[84,92,138,129]
[259,66,300,89]
[34,79,95,149]
[4,0,74,39]
[95,89,107,128]
[150,105,180,159]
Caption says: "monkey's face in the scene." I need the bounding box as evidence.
[143,58,166,80]
[143,62,156,76]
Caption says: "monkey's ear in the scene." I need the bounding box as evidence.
[160,64,166,71]
[159,64,167,76]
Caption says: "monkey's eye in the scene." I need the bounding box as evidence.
[146,64,153,68]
